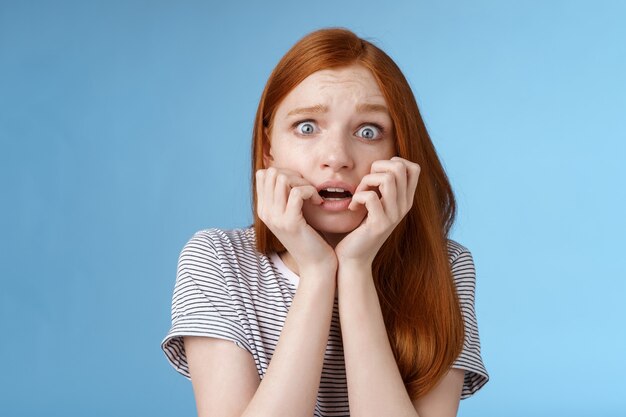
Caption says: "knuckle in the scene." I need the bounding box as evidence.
[364,191,378,201]
[383,174,394,185]
[276,173,288,186]
[391,159,404,169]
[290,187,303,198]
[392,161,407,175]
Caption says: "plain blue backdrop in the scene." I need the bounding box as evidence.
[1,1,625,416]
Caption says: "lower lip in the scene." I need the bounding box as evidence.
[320,197,352,211]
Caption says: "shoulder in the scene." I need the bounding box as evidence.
[445,238,471,263]
[176,226,259,273]
[176,226,283,296]
[445,239,475,270]
[446,239,490,396]
[180,225,258,258]
[445,238,477,290]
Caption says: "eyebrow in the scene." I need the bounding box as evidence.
[286,103,389,117]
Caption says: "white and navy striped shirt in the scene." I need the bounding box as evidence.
[161,226,489,416]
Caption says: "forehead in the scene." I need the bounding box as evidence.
[277,65,387,111]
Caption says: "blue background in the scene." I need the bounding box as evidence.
[1,1,625,416]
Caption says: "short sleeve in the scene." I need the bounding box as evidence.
[450,248,489,399]
[160,231,252,379]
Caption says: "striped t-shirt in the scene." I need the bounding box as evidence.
[161,226,489,416]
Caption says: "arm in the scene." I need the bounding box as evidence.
[241,265,336,417]
[332,157,482,415]
[185,264,336,417]
[412,368,464,417]
[337,262,464,417]
[185,336,259,417]
[183,167,343,416]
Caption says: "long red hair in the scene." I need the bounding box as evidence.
[250,27,464,399]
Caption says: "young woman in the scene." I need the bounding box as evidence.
[161,27,489,417]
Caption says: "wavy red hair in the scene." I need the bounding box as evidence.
[249,27,465,399]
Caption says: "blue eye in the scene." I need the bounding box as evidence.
[294,120,316,135]
[357,124,384,140]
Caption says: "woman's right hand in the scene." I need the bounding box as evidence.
[255,167,337,274]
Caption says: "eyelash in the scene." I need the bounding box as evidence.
[292,119,385,141]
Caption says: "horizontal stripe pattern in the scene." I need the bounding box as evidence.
[448,245,490,398]
[161,226,488,415]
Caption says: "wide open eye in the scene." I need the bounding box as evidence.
[356,123,384,140]
[294,120,317,135]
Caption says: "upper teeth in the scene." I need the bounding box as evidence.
[324,187,346,192]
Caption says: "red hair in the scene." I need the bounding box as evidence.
[250,27,464,399]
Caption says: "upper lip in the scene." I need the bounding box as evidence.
[316,180,356,196]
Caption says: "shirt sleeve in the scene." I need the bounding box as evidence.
[450,248,490,399]
[160,230,252,380]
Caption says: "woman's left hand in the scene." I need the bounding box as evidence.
[334,156,420,267]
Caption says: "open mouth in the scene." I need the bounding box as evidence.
[319,187,353,201]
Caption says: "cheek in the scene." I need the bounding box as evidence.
[368,141,396,165]
[270,146,306,169]
[271,153,312,180]
[359,146,395,171]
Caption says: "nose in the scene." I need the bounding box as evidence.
[318,133,354,171]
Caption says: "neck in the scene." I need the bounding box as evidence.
[320,230,346,248]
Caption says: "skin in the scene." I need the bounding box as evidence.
[261,64,401,269]
[184,63,464,417]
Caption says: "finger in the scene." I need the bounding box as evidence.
[274,171,289,211]
[354,173,397,217]
[349,190,385,222]
[285,185,322,218]
[405,161,421,208]
[371,158,408,210]
[286,180,323,205]
[264,167,279,216]
[255,169,266,217]
[390,157,420,208]
[378,157,420,210]
[274,172,322,208]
